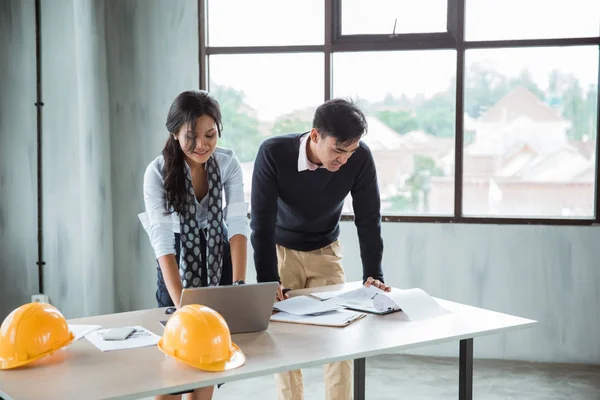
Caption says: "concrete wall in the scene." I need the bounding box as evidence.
[0,0,197,318]
[336,222,600,365]
[0,0,39,321]
[40,0,114,319]
[105,0,199,312]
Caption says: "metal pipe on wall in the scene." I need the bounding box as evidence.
[34,0,44,294]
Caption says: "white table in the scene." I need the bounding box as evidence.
[0,282,536,400]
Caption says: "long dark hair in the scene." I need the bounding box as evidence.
[162,90,223,215]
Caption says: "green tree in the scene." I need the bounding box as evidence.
[388,155,444,213]
[509,69,544,99]
[563,77,586,140]
[584,84,598,140]
[464,64,546,119]
[548,69,567,95]
[383,93,396,106]
[271,115,312,136]
[464,63,510,118]
[376,89,455,138]
[210,83,263,162]
[414,89,455,138]
[547,70,596,140]
[376,110,419,134]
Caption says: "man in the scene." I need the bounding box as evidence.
[250,98,390,400]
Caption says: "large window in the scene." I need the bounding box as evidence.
[208,53,324,204]
[462,46,598,217]
[340,0,448,35]
[465,0,599,41]
[333,50,456,215]
[207,0,324,46]
[200,0,600,224]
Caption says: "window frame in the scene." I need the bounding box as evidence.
[198,0,600,226]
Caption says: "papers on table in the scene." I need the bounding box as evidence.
[273,295,342,316]
[327,286,451,320]
[271,310,366,327]
[271,295,364,328]
[373,288,451,320]
[310,288,355,300]
[327,285,383,314]
[85,325,161,352]
[69,324,102,341]
[271,285,450,327]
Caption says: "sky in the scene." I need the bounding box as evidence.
[207,0,599,121]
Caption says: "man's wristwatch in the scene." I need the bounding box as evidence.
[232,280,245,285]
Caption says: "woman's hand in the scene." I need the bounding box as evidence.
[157,254,184,308]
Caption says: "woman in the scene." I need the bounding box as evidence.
[139,90,248,400]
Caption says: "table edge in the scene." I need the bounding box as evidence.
[44,319,536,399]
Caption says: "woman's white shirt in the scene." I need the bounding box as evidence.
[138,147,249,259]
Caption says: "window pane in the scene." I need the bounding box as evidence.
[466,0,600,40]
[207,0,323,46]
[341,0,447,35]
[333,51,456,215]
[462,46,598,218]
[209,53,324,204]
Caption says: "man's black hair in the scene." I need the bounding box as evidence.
[312,98,368,146]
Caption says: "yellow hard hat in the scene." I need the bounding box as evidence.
[158,304,245,372]
[0,302,75,370]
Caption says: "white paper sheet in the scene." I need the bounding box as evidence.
[326,286,386,313]
[323,286,450,320]
[373,288,451,320]
[69,324,102,341]
[310,288,355,300]
[271,310,365,327]
[273,295,342,316]
[85,325,161,352]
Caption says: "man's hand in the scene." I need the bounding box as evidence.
[364,276,391,292]
[275,284,290,302]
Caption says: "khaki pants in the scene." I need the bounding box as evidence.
[275,240,353,400]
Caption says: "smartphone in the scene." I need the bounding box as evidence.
[102,327,136,341]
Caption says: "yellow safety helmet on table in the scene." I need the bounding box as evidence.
[0,302,75,370]
[158,304,245,372]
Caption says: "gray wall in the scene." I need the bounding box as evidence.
[336,222,600,365]
[0,0,38,320]
[40,0,114,319]
[0,0,598,366]
[105,0,199,312]
[0,0,197,318]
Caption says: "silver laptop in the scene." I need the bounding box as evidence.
[177,282,279,334]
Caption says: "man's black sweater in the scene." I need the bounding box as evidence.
[250,133,384,284]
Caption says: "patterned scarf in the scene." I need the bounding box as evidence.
[179,155,224,288]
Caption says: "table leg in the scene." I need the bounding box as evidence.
[459,338,473,400]
[354,357,366,400]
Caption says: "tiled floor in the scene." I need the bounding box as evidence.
[210,354,600,400]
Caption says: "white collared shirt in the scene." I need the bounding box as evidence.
[297,132,322,172]
[138,147,249,259]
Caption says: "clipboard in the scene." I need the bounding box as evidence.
[341,302,400,315]
[324,287,401,315]
[270,310,366,328]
